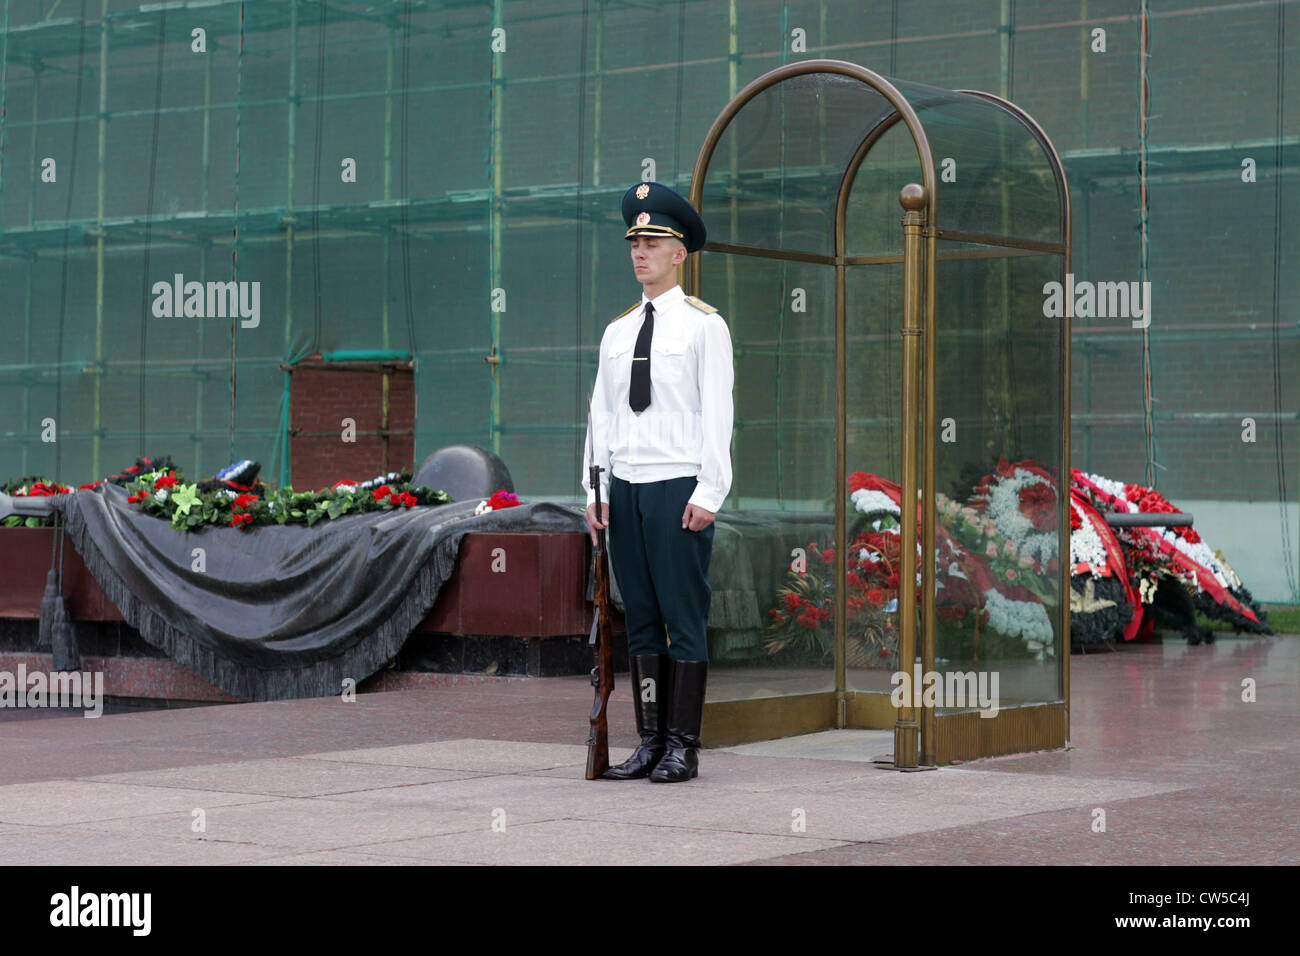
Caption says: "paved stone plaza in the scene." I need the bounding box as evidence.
[0,636,1295,865]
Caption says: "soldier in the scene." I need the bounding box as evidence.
[582,181,734,783]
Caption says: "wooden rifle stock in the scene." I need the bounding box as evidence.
[585,465,614,780]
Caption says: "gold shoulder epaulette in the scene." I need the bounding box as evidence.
[684,295,718,314]
[610,302,640,323]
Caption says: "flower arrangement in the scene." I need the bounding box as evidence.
[767,465,1063,666]
[473,489,521,516]
[118,467,451,531]
[2,478,96,527]
[1071,469,1265,635]
[765,537,900,666]
[969,458,1059,567]
[3,463,453,532]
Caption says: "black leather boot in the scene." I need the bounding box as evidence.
[650,659,707,783]
[602,654,668,780]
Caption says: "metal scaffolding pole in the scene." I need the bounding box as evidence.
[488,0,505,456]
[92,0,109,480]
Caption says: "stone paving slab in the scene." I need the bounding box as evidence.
[719,729,895,762]
[0,634,1293,865]
[753,782,1300,866]
[528,751,886,792]
[306,740,591,774]
[346,817,849,866]
[0,780,276,827]
[243,849,477,866]
[72,796,509,854]
[576,766,1184,844]
[84,758,482,799]
[0,823,292,865]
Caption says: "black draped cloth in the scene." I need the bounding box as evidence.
[57,484,587,701]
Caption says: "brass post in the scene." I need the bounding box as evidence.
[920,217,938,765]
[894,183,925,770]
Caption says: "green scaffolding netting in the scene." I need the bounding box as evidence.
[1,0,1296,599]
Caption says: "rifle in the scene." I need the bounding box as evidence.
[585,403,614,780]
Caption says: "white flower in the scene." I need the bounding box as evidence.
[1081,471,1138,512]
[474,500,492,516]
[1081,472,1234,592]
[973,469,1058,565]
[1069,499,1109,575]
[154,488,169,503]
[851,488,900,517]
[983,587,1054,656]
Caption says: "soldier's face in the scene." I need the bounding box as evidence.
[629,235,685,287]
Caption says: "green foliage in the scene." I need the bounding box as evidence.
[3,469,455,534]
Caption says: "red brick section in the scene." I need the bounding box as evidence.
[0,528,123,621]
[2,527,611,701]
[5,527,601,637]
[0,652,238,703]
[420,532,612,637]
[289,361,415,491]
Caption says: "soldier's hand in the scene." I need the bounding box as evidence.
[585,502,610,545]
[681,503,715,532]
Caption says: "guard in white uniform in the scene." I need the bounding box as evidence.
[582,181,734,783]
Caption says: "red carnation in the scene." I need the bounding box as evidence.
[866,588,887,606]
[372,485,392,502]
[154,473,178,491]
[821,548,836,565]
[1018,483,1057,531]
[488,489,520,510]
[784,593,802,614]
[231,493,259,512]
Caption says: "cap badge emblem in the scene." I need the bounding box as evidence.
[635,211,651,226]
[635,183,650,200]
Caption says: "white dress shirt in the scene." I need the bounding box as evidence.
[582,284,734,513]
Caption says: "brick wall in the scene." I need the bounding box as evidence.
[289,363,415,492]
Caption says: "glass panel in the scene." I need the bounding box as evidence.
[930,247,1066,713]
[844,262,906,694]
[891,79,1063,244]
[700,251,836,702]
[701,72,902,257]
[844,119,920,258]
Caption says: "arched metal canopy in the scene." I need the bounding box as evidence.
[688,59,1070,267]
[687,60,1072,766]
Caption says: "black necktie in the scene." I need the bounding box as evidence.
[629,301,654,412]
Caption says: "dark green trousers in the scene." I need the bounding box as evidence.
[608,475,713,661]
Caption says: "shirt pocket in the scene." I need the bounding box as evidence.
[651,336,690,384]
[605,340,634,383]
